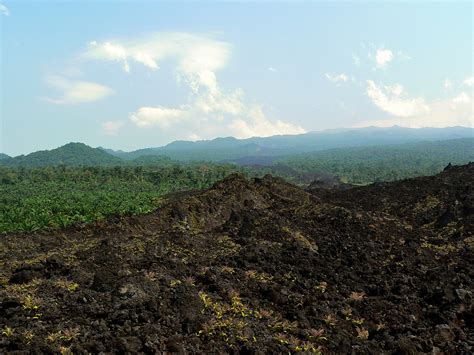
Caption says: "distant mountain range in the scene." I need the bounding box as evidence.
[103,126,474,162]
[0,126,472,167]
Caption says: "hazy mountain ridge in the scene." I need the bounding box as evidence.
[104,126,474,161]
[1,127,472,168]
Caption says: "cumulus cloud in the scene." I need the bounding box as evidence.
[44,76,114,105]
[102,121,124,135]
[87,41,131,72]
[358,85,473,128]
[130,106,187,128]
[452,92,471,104]
[463,76,474,87]
[230,106,305,138]
[188,133,201,141]
[366,80,430,117]
[0,3,10,16]
[355,98,473,128]
[325,73,348,84]
[84,33,229,93]
[375,48,393,69]
[129,97,305,139]
[84,32,304,139]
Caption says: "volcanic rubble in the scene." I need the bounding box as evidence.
[0,163,473,353]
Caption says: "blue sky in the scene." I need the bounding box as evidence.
[1,1,472,156]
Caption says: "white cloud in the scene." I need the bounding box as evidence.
[268,67,277,72]
[129,98,305,140]
[366,46,409,70]
[102,121,124,136]
[325,73,348,84]
[230,106,305,138]
[443,79,453,91]
[355,98,473,128]
[193,87,245,115]
[44,76,114,105]
[463,76,474,87]
[0,3,10,16]
[375,48,393,69]
[130,106,187,128]
[366,80,430,117]
[84,33,229,93]
[188,133,201,141]
[85,32,304,139]
[452,92,471,104]
[358,87,473,128]
[88,42,131,72]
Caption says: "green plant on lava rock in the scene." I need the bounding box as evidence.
[54,279,79,293]
[324,314,337,326]
[349,291,366,301]
[307,328,328,342]
[351,317,365,326]
[22,294,42,310]
[245,269,274,283]
[169,279,182,287]
[267,318,298,333]
[22,330,34,344]
[341,306,353,321]
[274,332,290,345]
[356,327,369,340]
[197,290,266,345]
[46,326,81,345]
[2,326,14,337]
[314,281,328,293]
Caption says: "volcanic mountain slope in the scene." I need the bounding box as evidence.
[0,165,473,353]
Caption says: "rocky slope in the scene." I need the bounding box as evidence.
[0,164,472,353]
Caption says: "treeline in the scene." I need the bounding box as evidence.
[0,164,251,186]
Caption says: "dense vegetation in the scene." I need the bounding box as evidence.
[276,138,474,184]
[0,164,257,233]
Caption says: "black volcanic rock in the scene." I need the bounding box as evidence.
[0,164,473,353]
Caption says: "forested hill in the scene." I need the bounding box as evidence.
[0,153,10,160]
[0,143,122,167]
[273,138,474,184]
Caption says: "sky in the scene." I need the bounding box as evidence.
[0,1,473,156]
